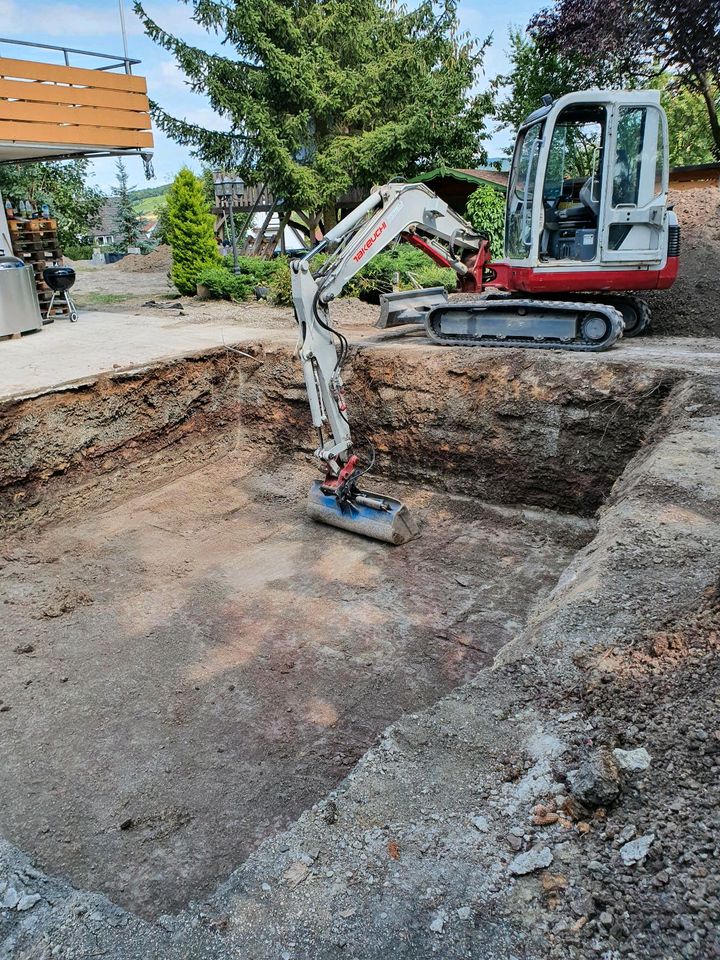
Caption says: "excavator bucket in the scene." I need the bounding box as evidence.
[377,287,448,328]
[306,481,419,545]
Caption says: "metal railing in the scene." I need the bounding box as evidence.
[0,37,140,74]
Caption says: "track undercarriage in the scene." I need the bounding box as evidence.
[380,289,652,352]
[425,297,625,352]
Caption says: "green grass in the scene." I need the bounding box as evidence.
[76,293,134,305]
[132,188,169,216]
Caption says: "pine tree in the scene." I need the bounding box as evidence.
[165,167,219,295]
[134,0,493,227]
[112,159,142,251]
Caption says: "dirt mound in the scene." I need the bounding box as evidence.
[648,184,720,337]
[113,244,172,273]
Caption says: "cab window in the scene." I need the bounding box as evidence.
[506,121,543,259]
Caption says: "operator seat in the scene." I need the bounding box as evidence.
[547,176,599,227]
[541,175,600,259]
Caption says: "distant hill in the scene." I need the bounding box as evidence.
[129,183,170,216]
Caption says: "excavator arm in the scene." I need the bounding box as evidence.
[292,183,481,463]
[290,182,484,545]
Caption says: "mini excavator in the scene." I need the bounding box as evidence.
[290,90,680,544]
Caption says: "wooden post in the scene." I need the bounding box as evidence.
[274,209,292,257]
[237,182,267,254]
[252,201,277,257]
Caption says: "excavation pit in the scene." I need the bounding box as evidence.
[0,452,594,916]
[0,340,687,921]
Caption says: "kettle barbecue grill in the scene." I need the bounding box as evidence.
[43,265,78,323]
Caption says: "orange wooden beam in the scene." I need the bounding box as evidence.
[0,120,153,149]
[0,78,150,112]
[0,100,151,130]
[0,57,147,93]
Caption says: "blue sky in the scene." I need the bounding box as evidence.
[0,0,540,191]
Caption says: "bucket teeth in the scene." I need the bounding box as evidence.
[306,481,419,545]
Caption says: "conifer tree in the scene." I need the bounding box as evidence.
[113,159,142,251]
[165,167,219,294]
[134,0,492,227]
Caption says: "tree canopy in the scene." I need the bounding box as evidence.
[492,29,624,138]
[134,0,492,222]
[531,0,720,158]
[495,25,719,166]
[0,160,104,250]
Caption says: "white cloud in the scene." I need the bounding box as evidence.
[144,59,189,93]
[0,1,143,39]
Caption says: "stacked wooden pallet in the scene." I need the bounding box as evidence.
[8,218,66,321]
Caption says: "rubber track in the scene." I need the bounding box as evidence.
[424,299,625,353]
[531,292,651,338]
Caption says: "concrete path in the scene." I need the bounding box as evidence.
[0,310,295,401]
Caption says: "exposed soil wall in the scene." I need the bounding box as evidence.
[238,344,677,516]
[647,184,720,337]
[0,344,679,533]
[0,353,244,533]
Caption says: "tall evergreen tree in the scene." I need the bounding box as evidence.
[165,167,219,295]
[134,0,493,227]
[112,159,142,251]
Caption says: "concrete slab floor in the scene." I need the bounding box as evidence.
[0,450,593,918]
[0,310,291,401]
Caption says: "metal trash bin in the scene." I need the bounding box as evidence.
[0,255,42,336]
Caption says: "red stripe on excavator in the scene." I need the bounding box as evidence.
[403,232,454,269]
[488,256,679,294]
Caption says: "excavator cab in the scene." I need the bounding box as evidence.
[504,90,675,277]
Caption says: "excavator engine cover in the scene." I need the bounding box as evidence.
[307,480,419,545]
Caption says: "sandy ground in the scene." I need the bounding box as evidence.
[1,367,718,960]
[647,184,720,337]
[69,262,381,332]
[0,452,591,917]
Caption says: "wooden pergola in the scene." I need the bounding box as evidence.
[212,182,367,256]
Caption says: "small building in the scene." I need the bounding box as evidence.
[410,167,508,216]
[669,163,720,190]
[88,202,119,247]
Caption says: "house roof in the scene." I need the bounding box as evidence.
[411,166,508,192]
[669,162,720,185]
[88,200,118,238]
[409,166,508,216]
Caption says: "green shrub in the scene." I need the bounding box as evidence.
[196,266,255,301]
[269,260,293,306]
[465,184,506,257]
[166,168,219,295]
[346,246,457,301]
[62,244,93,261]
[236,255,283,284]
[267,245,457,306]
